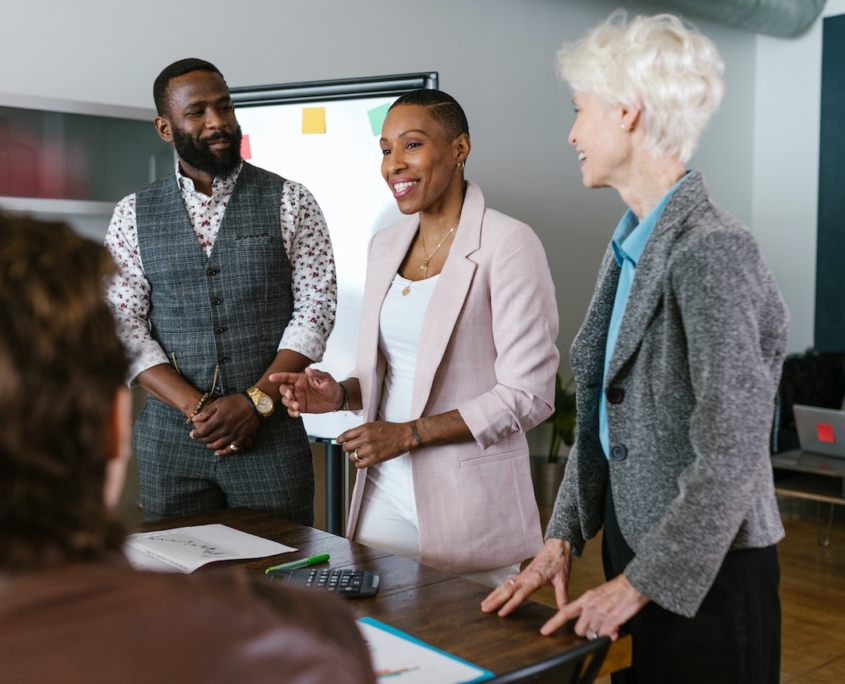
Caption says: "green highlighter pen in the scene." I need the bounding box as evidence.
[265,553,330,574]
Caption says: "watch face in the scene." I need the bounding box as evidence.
[256,396,274,415]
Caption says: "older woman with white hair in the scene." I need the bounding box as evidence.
[483,12,788,684]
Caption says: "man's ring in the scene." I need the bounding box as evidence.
[229,443,240,452]
[586,629,598,641]
[507,579,516,587]
[354,448,363,462]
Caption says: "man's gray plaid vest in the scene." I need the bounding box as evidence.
[133,162,314,523]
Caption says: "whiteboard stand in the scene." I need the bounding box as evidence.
[314,437,346,535]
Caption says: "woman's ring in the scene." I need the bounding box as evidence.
[229,443,240,452]
[354,448,363,462]
[586,629,598,641]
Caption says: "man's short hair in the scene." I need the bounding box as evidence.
[153,58,224,117]
[0,214,129,571]
[389,89,470,140]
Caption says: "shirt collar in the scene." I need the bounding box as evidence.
[175,160,243,194]
[611,171,690,268]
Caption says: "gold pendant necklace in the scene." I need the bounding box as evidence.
[401,224,457,297]
[402,224,458,297]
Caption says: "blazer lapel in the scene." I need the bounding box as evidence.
[606,171,708,383]
[571,247,620,386]
[358,218,418,422]
[410,183,484,417]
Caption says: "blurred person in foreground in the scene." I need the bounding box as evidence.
[482,13,788,684]
[273,90,559,586]
[0,214,373,684]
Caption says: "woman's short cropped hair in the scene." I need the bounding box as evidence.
[389,89,469,141]
[557,11,724,164]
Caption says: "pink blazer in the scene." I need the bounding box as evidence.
[346,182,559,574]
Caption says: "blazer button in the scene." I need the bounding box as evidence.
[213,326,226,334]
[206,268,218,276]
[606,387,625,404]
[609,444,628,461]
[211,298,222,306]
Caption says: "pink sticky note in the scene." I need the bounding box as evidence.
[817,423,835,443]
[241,134,252,160]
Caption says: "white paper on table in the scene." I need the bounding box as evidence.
[124,524,296,574]
[357,617,493,683]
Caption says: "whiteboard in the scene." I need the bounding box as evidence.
[232,74,437,439]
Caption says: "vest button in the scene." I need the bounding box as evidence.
[214,327,226,334]
[206,269,218,276]
[606,387,625,404]
[609,444,628,461]
[217,356,227,364]
[211,298,221,306]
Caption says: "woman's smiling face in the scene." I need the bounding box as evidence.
[568,91,632,190]
[380,104,467,216]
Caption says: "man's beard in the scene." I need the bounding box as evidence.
[172,124,243,177]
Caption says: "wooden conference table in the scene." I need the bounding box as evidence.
[139,507,630,678]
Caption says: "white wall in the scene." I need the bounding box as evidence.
[0,0,760,369]
[752,0,845,353]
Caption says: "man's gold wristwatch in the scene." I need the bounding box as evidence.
[244,386,275,419]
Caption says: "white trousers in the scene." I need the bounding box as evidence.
[353,481,518,588]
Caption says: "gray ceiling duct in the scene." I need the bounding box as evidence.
[634,0,826,37]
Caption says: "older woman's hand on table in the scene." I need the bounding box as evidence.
[543,571,649,642]
[481,538,572,619]
[482,538,648,641]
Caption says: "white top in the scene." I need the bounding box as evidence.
[104,161,337,383]
[366,273,440,519]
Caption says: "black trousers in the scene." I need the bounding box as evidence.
[603,482,781,684]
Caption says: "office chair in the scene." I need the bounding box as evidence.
[485,636,611,684]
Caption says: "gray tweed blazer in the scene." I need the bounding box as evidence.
[546,171,789,618]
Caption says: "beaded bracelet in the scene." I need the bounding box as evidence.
[186,392,210,423]
[185,366,220,424]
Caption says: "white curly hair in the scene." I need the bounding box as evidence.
[557,11,725,164]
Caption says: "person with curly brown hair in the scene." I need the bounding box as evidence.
[0,214,373,684]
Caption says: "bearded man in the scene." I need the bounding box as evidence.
[105,58,336,522]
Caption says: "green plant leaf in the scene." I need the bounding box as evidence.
[543,372,576,462]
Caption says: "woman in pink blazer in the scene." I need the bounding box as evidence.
[273,90,559,584]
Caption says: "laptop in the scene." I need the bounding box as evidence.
[792,404,845,460]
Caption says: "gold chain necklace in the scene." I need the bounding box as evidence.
[402,225,457,296]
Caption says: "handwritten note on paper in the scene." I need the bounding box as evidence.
[302,107,327,134]
[124,524,296,574]
[367,102,392,137]
[358,618,492,683]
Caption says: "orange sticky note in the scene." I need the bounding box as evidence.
[302,107,326,134]
[240,133,252,160]
[817,422,835,443]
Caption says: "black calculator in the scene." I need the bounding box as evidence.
[268,567,380,598]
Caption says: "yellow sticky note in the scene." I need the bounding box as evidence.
[302,107,326,134]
